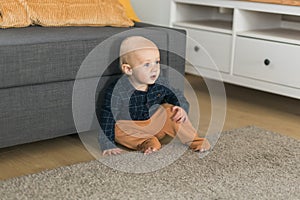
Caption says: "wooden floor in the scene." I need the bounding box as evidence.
[1,74,299,180]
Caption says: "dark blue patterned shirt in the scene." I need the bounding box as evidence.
[98,76,189,150]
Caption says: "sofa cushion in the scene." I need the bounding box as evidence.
[0,0,134,28]
[0,25,169,89]
[119,0,141,22]
[25,0,134,27]
[0,0,31,28]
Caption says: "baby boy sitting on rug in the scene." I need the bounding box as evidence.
[98,36,210,156]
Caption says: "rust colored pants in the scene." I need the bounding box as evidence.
[115,104,209,152]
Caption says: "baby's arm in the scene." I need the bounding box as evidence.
[157,78,190,114]
[171,106,188,123]
[158,81,189,123]
[97,81,121,154]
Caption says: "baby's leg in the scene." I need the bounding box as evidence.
[137,137,161,154]
[155,104,210,151]
[115,120,162,153]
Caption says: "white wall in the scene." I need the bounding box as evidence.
[131,0,171,26]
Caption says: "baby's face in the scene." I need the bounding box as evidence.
[127,48,160,90]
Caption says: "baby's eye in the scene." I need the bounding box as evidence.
[155,60,160,65]
[143,63,151,67]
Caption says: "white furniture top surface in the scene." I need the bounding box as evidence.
[174,0,300,15]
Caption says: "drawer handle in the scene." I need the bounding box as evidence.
[264,59,270,66]
[194,46,200,52]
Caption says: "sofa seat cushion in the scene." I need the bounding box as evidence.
[0,24,168,89]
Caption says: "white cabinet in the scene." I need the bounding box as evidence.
[234,37,300,89]
[170,0,300,99]
[186,29,232,73]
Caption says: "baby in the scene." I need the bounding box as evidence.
[98,36,210,155]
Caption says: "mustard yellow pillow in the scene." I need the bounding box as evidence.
[119,0,140,22]
[25,0,134,27]
[0,0,31,28]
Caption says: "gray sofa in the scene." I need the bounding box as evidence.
[0,22,186,148]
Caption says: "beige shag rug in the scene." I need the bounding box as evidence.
[1,126,299,200]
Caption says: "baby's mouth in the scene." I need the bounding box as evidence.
[150,75,157,79]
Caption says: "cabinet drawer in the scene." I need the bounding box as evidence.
[233,37,300,89]
[185,28,232,73]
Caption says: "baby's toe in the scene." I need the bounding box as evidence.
[144,147,157,155]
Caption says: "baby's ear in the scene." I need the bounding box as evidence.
[121,64,133,75]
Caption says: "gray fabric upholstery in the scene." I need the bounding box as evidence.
[0,25,169,89]
[0,26,130,46]
[0,76,116,148]
[0,80,76,147]
[0,23,186,148]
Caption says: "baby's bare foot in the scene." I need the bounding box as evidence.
[199,139,211,152]
[190,139,211,152]
[144,147,157,155]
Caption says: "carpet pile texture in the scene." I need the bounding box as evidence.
[1,126,299,199]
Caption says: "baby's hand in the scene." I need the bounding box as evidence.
[102,148,124,156]
[171,106,188,123]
